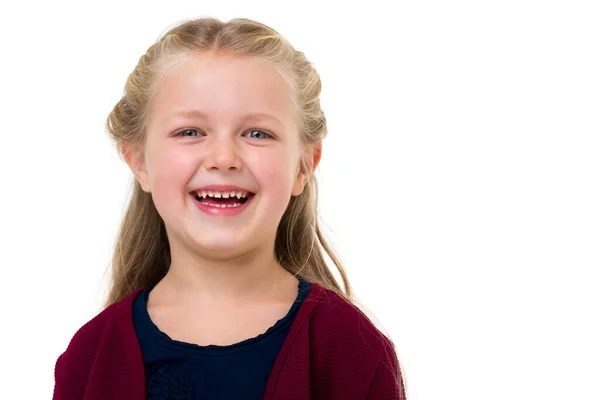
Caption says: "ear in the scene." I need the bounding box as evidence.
[120,142,151,193]
[291,141,322,196]
[312,141,322,170]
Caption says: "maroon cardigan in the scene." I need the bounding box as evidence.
[53,282,405,399]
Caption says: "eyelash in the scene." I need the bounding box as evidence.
[176,128,273,139]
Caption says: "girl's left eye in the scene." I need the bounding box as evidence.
[244,129,271,139]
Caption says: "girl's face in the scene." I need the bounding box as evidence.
[126,51,310,258]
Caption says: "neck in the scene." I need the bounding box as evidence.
[157,240,296,306]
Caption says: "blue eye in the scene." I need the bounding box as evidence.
[244,129,271,139]
[176,128,271,139]
[178,129,203,137]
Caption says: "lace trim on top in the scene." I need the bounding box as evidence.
[140,277,312,355]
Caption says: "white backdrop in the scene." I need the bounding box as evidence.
[1,1,598,399]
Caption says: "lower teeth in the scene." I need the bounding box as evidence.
[200,201,242,208]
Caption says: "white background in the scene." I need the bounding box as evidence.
[1,1,598,399]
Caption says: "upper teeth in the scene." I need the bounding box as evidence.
[196,190,248,199]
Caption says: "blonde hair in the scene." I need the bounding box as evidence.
[104,17,352,307]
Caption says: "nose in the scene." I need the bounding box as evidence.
[204,136,243,171]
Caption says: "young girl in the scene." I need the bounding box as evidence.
[53,17,405,400]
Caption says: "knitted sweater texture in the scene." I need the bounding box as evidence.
[53,282,404,399]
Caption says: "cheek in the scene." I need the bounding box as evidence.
[147,145,194,198]
[254,150,298,191]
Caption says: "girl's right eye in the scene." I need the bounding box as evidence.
[177,128,204,137]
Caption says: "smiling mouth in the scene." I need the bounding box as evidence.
[192,190,254,208]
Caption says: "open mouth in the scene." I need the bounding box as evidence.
[192,190,255,209]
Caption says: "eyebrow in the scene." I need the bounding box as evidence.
[167,110,285,128]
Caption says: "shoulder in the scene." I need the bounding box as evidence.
[59,287,144,354]
[307,283,404,398]
[55,297,120,369]
[310,283,396,355]
[53,288,145,398]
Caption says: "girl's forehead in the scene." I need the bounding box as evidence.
[147,52,296,129]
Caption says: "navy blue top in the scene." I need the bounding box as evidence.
[132,277,312,399]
